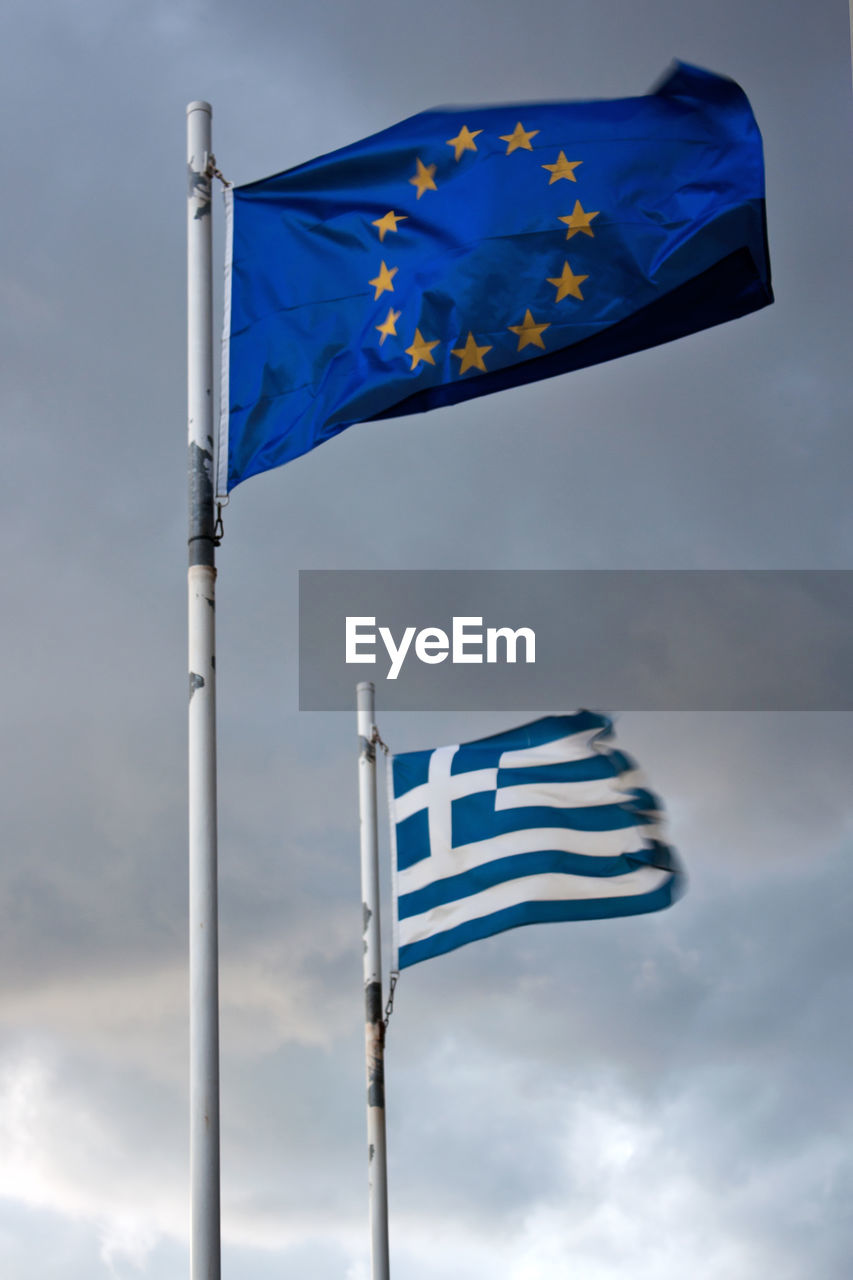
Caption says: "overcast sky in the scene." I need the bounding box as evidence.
[1,1,852,1277]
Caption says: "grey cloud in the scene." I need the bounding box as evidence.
[1,0,851,1275]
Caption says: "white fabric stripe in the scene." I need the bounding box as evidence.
[393,765,497,823]
[495,776,636,811]
[426,746,456,862]
[398,819,667,896]
[393,782,429,824]
[614,768,643,795]
[216,185,234,499]
[394,727,610,822]
[398,768,645,820]
[497,727,604,769]
[399,865,672,948]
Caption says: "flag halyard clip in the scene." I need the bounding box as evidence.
[383,970,399,1031]
[213,500,226,546]
[206,154,231,189]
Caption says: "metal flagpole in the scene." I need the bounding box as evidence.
[356,682,391,1280]
[186,100,221,1280]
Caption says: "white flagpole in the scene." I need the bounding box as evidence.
[356,682,391,1280]
[186,100,221,1280]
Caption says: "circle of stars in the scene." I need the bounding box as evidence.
[361,119,599,378]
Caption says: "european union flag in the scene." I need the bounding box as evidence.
[219,63,772,493]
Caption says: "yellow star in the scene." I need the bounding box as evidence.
[409,157,438,199]
[542,151,582,184]
[499,121,539,154]
[406,328,440,370]
[368,261,398,300]
[372,210,407,242]
[446,125,482,162]
[451,331,492,374]
[547,260,588,302]
[508,309,551,352]
[376,307,401,345]
[558,200,599,239]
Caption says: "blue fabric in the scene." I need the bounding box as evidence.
[496,752,635,787]
[398,878,680,969]
[223,63,772,490]
[395,807,431,872]
[397,846,672,920]
[452,790,647,842]
[391,749,432,797]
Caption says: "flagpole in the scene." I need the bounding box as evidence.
[187,100,221,1280]
[356,682,391,1280]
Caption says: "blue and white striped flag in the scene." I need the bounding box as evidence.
[390,712,683,969]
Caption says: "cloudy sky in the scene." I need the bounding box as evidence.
[2,1,852,1277]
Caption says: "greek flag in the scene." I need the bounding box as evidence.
[390,712,683,969]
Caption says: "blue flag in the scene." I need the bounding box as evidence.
[219,63,771,493]
[390,713,683,969]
